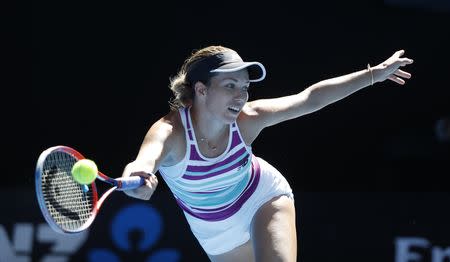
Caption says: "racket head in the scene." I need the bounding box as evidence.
[35,145,99,234]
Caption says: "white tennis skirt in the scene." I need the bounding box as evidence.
[183,156,294,255]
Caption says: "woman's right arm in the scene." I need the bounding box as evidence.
[121,113,179,200]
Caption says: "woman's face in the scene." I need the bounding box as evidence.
[203,69,250,123]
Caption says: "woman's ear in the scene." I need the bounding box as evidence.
[194,81,207,97]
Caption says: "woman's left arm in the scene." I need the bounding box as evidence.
[304,49,414,107]
[240,50,413,141]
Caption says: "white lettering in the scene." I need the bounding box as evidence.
[395,237,430,262]
[432,246,450,262]
[0,224,31,262]
[13,223,33,253]
[0,223,88,262]
[37,224,88,252]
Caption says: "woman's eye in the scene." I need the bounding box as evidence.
[224,83,249,91]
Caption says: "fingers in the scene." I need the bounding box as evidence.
[396,49,413,64]
[123,172,158,200]
[383,50,413,85]
[400,57,414,65]
[139,175,157,200]
[145,174,158,189]
[389,69,412,85]
[130,170,153,179]
[395,49,405,57]
[388,75,406,85]
[129,175,157,200]
[394,69,411,79]
[129,171,158,190]
[393,50,413,64]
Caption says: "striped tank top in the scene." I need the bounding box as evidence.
[158,107,261,222]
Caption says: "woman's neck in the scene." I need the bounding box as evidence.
[190,106,228,141]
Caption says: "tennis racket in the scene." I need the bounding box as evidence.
[35,145,145,234]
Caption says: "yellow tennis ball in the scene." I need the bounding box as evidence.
[71,159,98,185]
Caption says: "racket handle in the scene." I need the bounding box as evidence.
[115,176,146,190]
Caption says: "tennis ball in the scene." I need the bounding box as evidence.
[71,159,98,185]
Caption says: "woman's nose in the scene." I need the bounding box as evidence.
[234,89,248,100]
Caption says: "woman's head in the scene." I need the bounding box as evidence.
[168,45,266,110]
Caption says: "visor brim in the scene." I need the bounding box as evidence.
[210,62,266,82]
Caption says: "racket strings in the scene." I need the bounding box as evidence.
[41,151,94,231]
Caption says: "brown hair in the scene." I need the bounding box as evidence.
[168,45,233,110]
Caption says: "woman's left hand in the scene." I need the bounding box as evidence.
[373,50,414,85]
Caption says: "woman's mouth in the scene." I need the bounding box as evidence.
[228,106,240,113]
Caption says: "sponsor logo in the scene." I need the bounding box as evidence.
[395,237,450,262]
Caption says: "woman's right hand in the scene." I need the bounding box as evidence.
[122,162,159,201]
[123,171,158,200]
[373,50,414,85]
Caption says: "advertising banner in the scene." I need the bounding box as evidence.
[2,189,449,261]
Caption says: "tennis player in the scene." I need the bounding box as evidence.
[121,46,413,261]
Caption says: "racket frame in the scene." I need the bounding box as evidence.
[35,145,144,234]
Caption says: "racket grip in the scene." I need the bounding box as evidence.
[115,176,146,190]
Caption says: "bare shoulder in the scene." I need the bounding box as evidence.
[152,110,179,132]
[147,110,186,165]
[236,103,262,145]
[237,103,258,125]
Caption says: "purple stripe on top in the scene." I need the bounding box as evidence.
[189,145,203,161]
[176,155,261,221]
[230,130,241,150]
[183,152,249,180]
[184,108,191,129]
[187,130,194,141]
[186,147,247,173]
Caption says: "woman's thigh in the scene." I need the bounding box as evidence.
[207,195,296,262]
[250,195,297,262]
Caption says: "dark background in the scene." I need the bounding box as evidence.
[3,0,450,261]
[7,0,450,190]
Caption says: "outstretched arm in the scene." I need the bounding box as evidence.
[295,50,413,110]
[121,114,179,200]
[240,50,413,141]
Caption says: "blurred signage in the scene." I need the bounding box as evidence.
[2,189,449,261]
